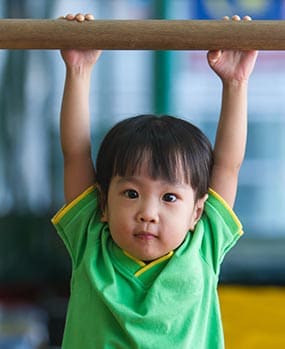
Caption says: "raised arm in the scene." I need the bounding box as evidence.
[208,16,258,208]
[60,14,102,203]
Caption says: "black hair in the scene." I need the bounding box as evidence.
[96,114,213,206]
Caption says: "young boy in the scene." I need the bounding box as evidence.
[52,13,258,349]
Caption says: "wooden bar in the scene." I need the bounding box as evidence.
[0,19,285,50]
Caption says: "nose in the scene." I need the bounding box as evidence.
[136,201,159,224]
[137,213,158,223]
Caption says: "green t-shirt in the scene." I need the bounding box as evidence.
[52,186,243,349]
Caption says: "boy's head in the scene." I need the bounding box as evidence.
[95,114,213,261]
[96,114,213,207]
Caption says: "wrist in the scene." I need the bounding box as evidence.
[65,63,93,78]
[222,78,248,90]
[66,64,93,75]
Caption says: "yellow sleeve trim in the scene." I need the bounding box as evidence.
[208,188,243,235]
[51,185,97,225]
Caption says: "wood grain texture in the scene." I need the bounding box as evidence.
[0,19,284,50]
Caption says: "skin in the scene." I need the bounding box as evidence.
[60,13,258,261]
[101,166,207,261]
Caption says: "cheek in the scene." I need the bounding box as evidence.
[177,206,197,231]
[107,217,131,250]
[104,206,129,233]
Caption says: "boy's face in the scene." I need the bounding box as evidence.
[101,166,207,262]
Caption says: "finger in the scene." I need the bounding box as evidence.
[222,16,230,20]
[75,13,85,22]
[232,14,241,21]
[207,50,222,64]
[65,14,75,21]
[85,13,95,21]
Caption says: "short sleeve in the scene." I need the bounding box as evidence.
[51,186,101,267]
[198,189,244,275]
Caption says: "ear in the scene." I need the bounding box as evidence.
[189,193,208,230]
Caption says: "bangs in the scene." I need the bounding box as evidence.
[96,114,213,202]
[113,138,191,185]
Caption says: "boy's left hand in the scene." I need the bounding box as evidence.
[207,15,258,83]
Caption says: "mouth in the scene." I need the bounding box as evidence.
[134,231,158,241]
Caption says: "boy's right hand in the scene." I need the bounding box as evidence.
[60,13,102,69]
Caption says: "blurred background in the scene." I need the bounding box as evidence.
[0,0,285,348]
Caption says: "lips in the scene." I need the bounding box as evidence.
[134,231,158,240]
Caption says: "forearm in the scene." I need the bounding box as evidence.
[214,80,248,172]
[60,66,93,158]
[210,80,248,207]
[60,65,96,202]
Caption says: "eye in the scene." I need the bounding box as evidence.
[162,193,177,202]
[123,189,139,199]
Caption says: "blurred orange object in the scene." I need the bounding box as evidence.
[219,286,285,349]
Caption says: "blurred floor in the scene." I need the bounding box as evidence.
[219,286,285,349]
